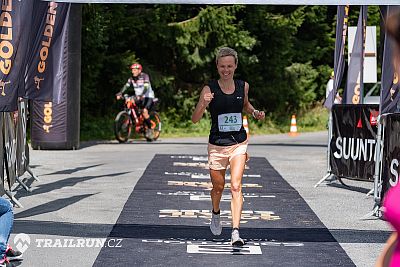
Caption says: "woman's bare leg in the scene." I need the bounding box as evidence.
[229,154,246,229]
[210,169,226,212]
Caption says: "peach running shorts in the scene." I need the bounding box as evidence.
[207,140,249,170]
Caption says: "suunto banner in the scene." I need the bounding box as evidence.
[380,113,400,203]
[330,104,379,181]
[25,1,70,103]
[380,6,400,114]
[324,5,349,110]
[0,0,34,111]
[344,6,367,105]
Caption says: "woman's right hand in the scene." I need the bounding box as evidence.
[203,92,214,106]
[192,87,213,123]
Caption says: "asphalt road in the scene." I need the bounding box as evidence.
[7,131,391,267]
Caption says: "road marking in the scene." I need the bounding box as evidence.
[164,172,261,180]
[170,156,208,161]
[173,162,249,169]
[167,181,262,188]
[142,238,304,247]
[189,194,275,201]
[156,191,276,202]
[187,244,262,255]
[159,209,281,221]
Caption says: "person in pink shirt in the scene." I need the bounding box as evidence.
[376,185,400,267]
[376,11,400,267]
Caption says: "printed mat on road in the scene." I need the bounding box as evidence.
[94,154,354,266]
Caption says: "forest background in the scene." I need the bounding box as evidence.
[80,4,382,140]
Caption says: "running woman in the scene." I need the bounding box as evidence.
[191,47,265,246]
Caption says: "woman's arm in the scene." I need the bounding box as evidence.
[376,232,398,267]
[242,82,265,120]
[192,86,213,123]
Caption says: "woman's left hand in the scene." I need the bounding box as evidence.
[253,110,265,120]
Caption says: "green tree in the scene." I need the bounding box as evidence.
[80,4,341,138]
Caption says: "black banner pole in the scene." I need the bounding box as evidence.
[16,99,28,177]
[372,115,385,215]
[324,5,349,110]
[13,102,33,192]
[314,111,335,187]
[16,99,39,182]
[366,6,400,218]
[317,5,348,187]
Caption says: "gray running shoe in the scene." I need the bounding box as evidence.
[231,229,245,246]
[210,212,222,235]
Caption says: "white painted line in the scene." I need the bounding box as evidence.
[192,156,208,161]
[191,174,210,179]
[189,194,276,201]
[164,171,192,176]
[167,181,262,188]
[141,239,304,248]
[157,191,275,199]
[190,195,230,201]
[164,172,261,180]
[187,244,262,254]
[173,162,249,169]
[168,155,207,161]
[158,209,281,221]
[190,174,261,179]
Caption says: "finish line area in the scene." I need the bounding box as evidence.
[93,154,352,266]
[9,133,391,266]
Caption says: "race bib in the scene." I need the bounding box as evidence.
[218,113,242,132]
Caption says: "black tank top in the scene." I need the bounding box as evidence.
[208,79,247,146]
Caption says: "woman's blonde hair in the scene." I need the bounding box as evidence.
[216,47,238,65]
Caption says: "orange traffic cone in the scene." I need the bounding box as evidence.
[289,114,298,136]
[243,115,249,138]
